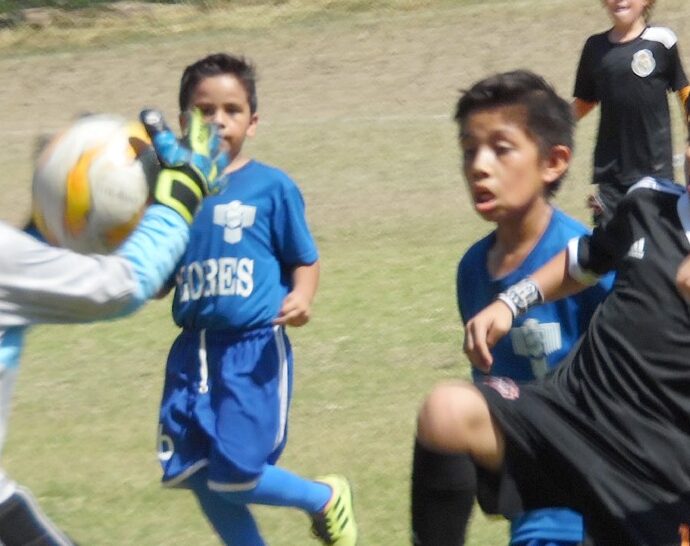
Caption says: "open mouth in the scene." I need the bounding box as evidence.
[473,190,496,212]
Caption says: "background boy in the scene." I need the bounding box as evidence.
[572,0,690,225]
[155,53,357,546]
[411,70,611,546]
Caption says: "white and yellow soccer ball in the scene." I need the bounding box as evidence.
[32,114,158,254]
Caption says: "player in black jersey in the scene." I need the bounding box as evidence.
[416,172,690,545]
[572,0,690,226]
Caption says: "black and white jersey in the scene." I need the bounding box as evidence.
[564,177,690,446]
[574,27,689,186]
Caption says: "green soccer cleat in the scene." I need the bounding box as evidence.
[310,475,358,545]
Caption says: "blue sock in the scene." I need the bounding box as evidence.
[187,470,264,546]
[223,465,332,513]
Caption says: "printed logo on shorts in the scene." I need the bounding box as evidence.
[157,424,174,462]
[213,201,257,244]
[631,49,655,77]
[483,376,520,400]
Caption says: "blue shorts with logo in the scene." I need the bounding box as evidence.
[157,325,293,491]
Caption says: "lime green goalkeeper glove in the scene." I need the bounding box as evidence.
[139,108,230,223]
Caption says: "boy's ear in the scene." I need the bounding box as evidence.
[179,112,187,134]
[542,145,571,184]
[246,113,259,138]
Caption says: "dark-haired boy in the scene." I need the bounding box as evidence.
[155,53,357,546]
[411,70,612,546]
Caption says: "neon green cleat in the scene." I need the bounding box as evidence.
[310,475,358,545]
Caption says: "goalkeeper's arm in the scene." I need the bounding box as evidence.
[0,110,229,327]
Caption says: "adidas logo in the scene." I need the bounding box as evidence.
[627,237,645,259]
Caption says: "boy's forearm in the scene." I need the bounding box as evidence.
[291,261,320,302]
[531,249,588,302]
[678,85,690,136]
[571,98,597,121]
[497,250,588,319]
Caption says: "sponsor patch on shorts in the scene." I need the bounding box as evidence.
[483,376,520,400]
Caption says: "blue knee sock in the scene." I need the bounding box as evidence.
[223,465,331,513]
[187,470,264,546]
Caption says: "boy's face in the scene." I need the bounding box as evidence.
[603,0,648,26]
[459,105,558,223]
[182,74,258,163]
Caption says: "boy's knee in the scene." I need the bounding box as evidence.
[416,380,486,454]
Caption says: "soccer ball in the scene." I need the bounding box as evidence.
[32,114,158,254]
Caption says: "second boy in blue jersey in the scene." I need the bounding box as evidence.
[411,70,613,546]
[459,208,609,384]
[156,54,357,546]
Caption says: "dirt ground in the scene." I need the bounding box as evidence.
[4,0,689,227]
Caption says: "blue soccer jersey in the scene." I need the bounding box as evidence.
[158,160,319,488]
[458,208,612,383]
[457,207,613,544]
[171,160,319,332]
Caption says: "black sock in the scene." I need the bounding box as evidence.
[411,439,477,546]
[0,486,76,546]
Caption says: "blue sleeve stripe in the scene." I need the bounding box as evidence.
[116,205,189,307]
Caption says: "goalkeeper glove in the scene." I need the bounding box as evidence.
[140,108,230,223]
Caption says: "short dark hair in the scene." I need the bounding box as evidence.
[454,70,574,194]
[178,53,258,114]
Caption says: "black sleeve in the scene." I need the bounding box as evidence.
[669,42,689,92]
[573,36,597,102]
[579,194,636,275]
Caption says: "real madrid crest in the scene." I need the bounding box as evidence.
[631,49,655,77]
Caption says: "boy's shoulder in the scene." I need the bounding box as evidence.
[235,160,301,191]
[459,209,590,270]
[242,159,291,180]
[583,30,610,47]
[550,208,591,236]
[460,231,494,268]
[622,177,685,210]
[641,26,679,49]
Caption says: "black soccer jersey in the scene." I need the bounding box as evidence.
[477,179,690,545]
[566,178,690,426]
[574,27,688,187]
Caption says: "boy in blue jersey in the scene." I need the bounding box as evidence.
[411,70,612,546]
[155,53,357,546]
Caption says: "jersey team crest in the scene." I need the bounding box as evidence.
[631,49,655,77]
[213,201,257,244]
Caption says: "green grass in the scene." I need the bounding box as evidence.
[1,0,690,544]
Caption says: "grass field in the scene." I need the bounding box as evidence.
[1,1,690,544]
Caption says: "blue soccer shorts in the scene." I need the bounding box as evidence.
[157,325,293,491]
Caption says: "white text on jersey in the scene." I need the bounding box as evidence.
[177,258,255,301]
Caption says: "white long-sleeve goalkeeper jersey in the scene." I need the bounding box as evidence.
[0,204,189,369]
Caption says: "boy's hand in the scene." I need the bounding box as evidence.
[586,192,605,222]
[274,290,312,327]
[140,108,230,223]
[463,300,514,373]
[676,255,690,300]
